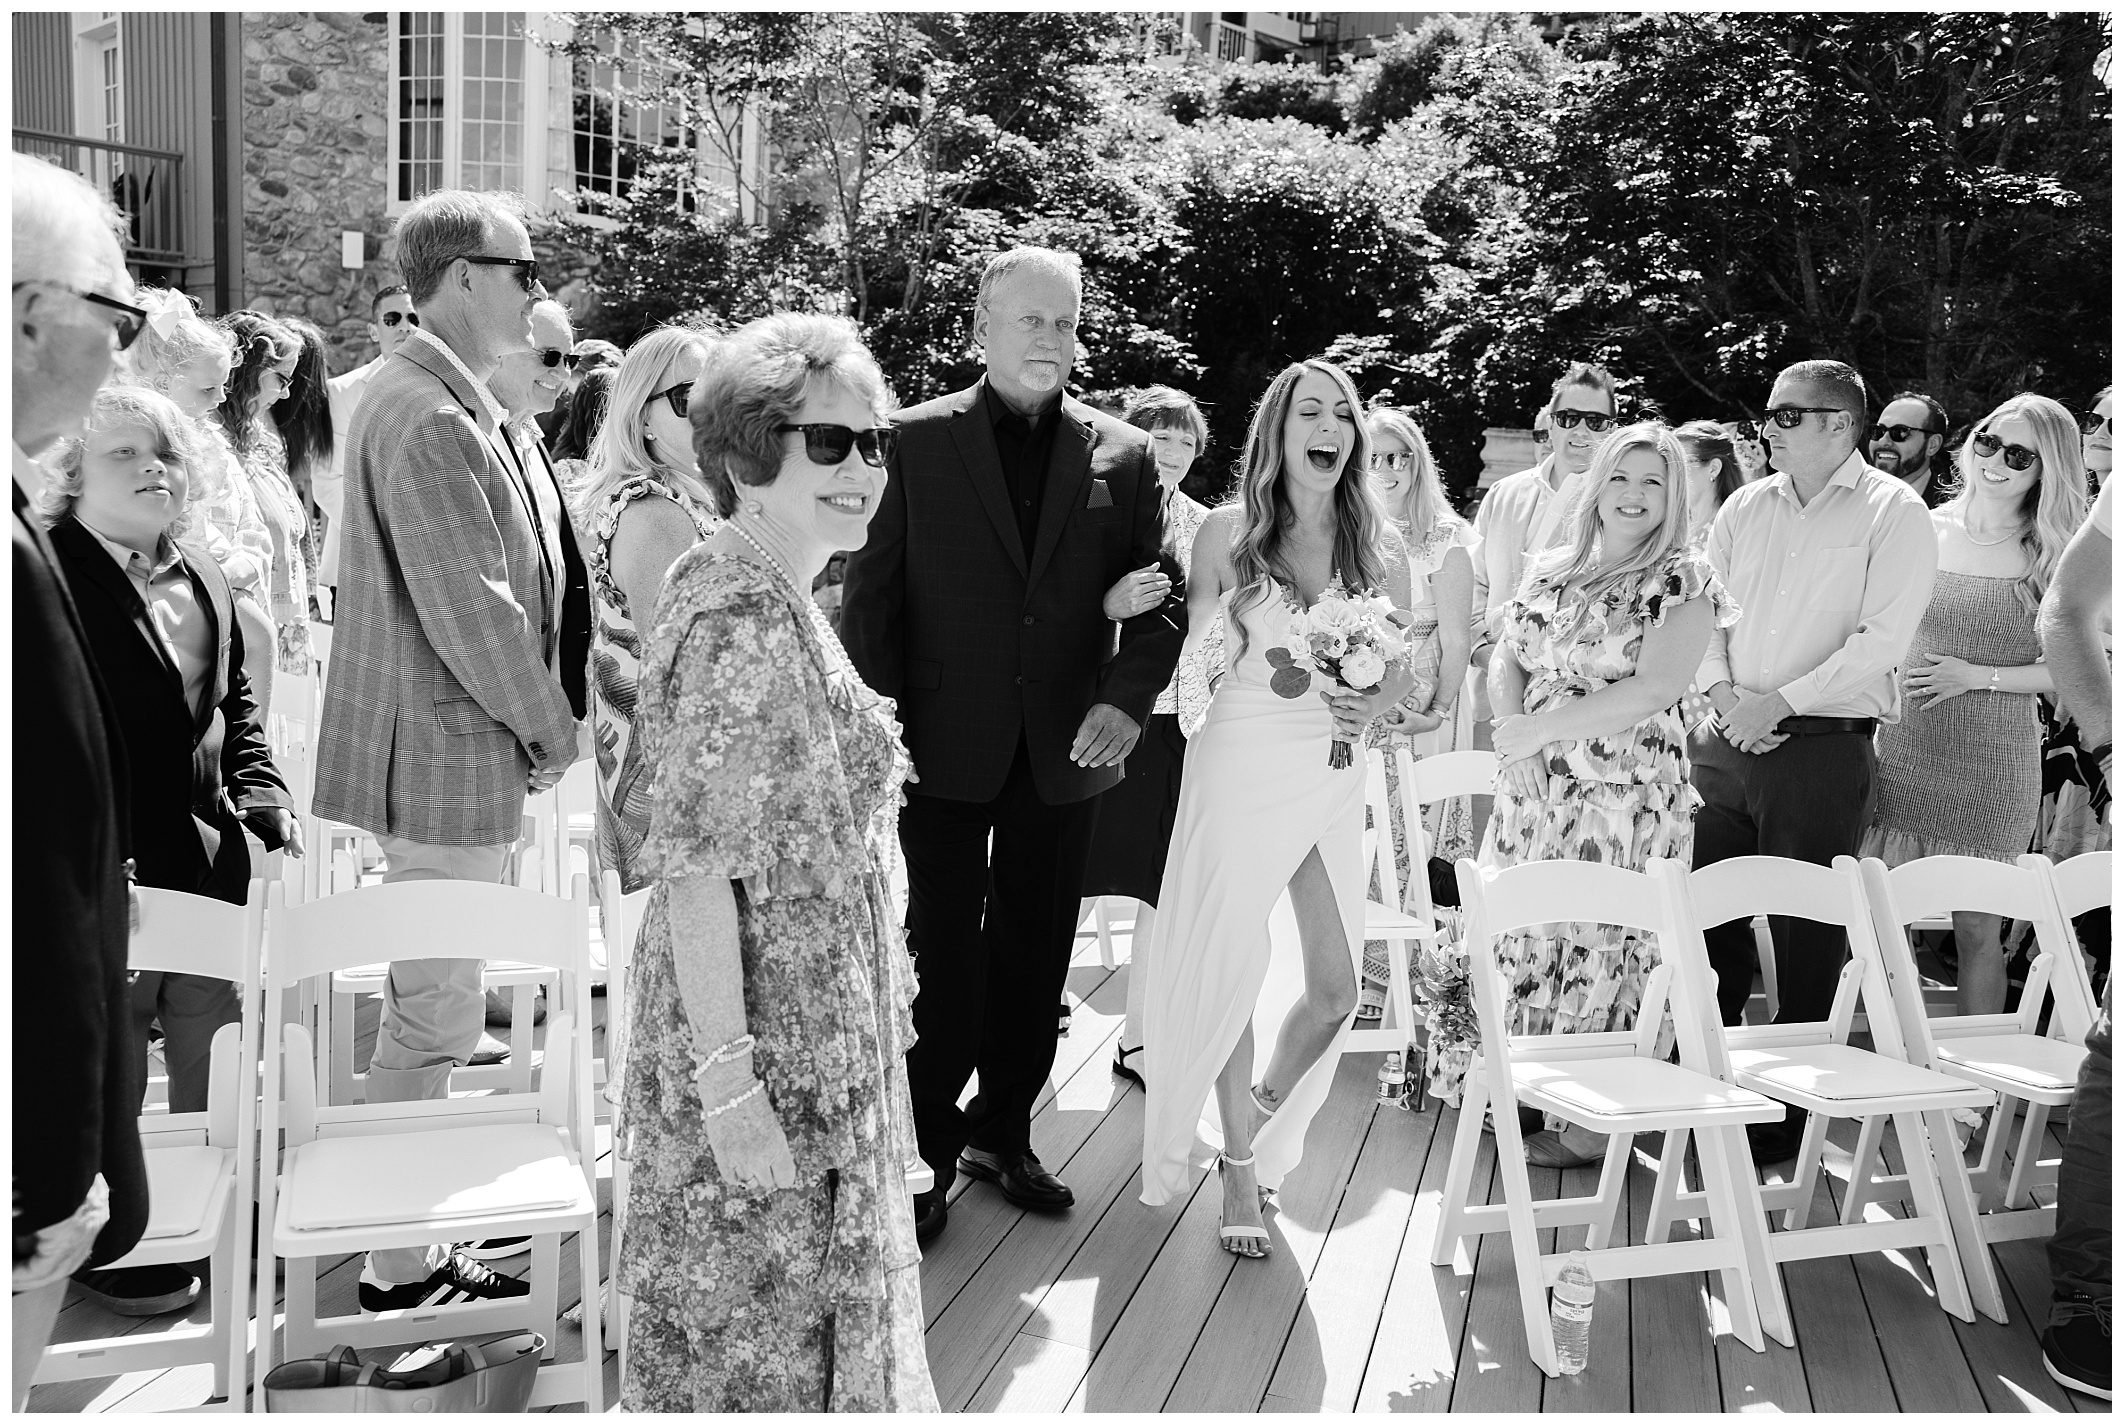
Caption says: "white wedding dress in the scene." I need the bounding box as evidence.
[1138,581,1367,1206]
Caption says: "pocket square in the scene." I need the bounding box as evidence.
[1087,479,1114,509]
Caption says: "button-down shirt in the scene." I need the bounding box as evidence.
[79,521,215,720]
[1470,455,1587,641]
[503,415,568,663]
[1696,448,1937,721]
[985,379,1059,557]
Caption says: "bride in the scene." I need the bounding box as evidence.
[1139,359,1415,1257]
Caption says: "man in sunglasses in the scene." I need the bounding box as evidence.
[841,246,1183,1243]
[1692,359,1938,1160]
[315,189,578,1313]
[318,284,423,615]
[10,151,150,1401]
[1865,390,1953,508]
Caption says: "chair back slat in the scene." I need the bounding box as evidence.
[1402,748,1496,806]
[1883,854,2050,925]
[130,887,256,981]
[2047,849,2114,921]
[1685,855,1852,932]
[1460,858,1667,938]
[266,873,591,986]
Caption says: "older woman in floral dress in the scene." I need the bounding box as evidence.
[617,312,936,1411]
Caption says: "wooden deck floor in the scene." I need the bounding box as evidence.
[28,915,2107,1413]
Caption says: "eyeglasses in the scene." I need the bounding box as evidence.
[1971,430,2042,472]
[650,382,691,419]
[378,310,421,329]
[1366,450,1414,473]
[12,279,148,351]
[1549,409,1619,433]
[777,422,898,468]
[453,254,541,292]
[1734,407,1843,441]
[2080,410,2112,436]
[1867,422,1940,444]
[532,348,581,370]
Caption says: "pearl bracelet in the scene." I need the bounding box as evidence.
[700,1079,765,1118]
[688,1034,756,1074]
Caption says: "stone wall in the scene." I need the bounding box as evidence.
[240,12,391,373]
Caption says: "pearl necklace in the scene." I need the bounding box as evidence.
[1960,512,2023,548]
[723,518,860,686]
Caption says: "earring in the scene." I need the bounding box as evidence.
[742,500,764,519]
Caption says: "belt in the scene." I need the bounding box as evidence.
[1777,715,1877,736]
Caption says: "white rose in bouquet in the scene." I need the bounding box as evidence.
[1340,646,1387,690]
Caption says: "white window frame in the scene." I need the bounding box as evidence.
[71,12,122,145]
[385,11,550,216]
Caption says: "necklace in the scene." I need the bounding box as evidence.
[1960,512,2023,548]
[721,519,860,686]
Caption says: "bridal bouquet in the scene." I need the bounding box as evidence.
[1265,583,1414,768]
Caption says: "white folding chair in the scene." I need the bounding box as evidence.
[1855,854,2098,1249]
[1430,856,1788,1375]
[38,883,264,1409]
[255,876,604,1411]
[1646,855,2002,1323]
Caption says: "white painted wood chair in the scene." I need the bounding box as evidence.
[1430,856,1788,1375]
[256,875,604,1411]
[1646,855,2002,1324]
[1853,854,2098,1251]
[36,883,265,1409]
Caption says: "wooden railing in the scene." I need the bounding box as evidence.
[1214,21,1250,63]
[12,128,190,267]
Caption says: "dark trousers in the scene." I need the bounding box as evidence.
[2049,979,2111,1301]
[130,970,240,1114]
[1691,726,1877,1026]
[899,738,1098,1194]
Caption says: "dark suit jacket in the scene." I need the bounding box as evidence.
[506,421,592,720]
[12,476,148,1265]
[840,380,1185,805]
[49,518,292,904]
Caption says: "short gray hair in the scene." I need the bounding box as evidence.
[691,313,895,519]
[36,385,198,534]
[974,246,1082,318]
[531,298,573,339]
[1780,359,1868,445]
[12,152,126,291]
[396,189,525,306]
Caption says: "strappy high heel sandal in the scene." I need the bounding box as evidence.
[1216,1152,1272,1259]
[1250,1082,1282,1132]
[1112,1044,1145,1090]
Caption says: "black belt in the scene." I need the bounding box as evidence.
[1777,715,1877,736]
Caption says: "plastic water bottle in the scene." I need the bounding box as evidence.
[1549,1249,1595,1374]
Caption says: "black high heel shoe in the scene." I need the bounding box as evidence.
[1112,1044,1144,1089]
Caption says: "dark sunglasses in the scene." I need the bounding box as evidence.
[650,382,691,419]
[454,254,541,291]
[1867,421,1939,444]
[1735,407,1842,441]
[13,279,147,350]
[2080,410,2112,436]
[378,309,421,328]
[1550,408,1619,433]
[777,422,898,468]
[1366,450,1415,473]
[1971,430,2042,471]
[532,347,581,370]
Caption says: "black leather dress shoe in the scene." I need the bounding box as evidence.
[913,1189,949,1246]
[1746,1105,1807,1166]
[959,1148,1075,1211]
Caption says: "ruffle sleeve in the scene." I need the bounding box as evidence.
[1635,549,1741,631]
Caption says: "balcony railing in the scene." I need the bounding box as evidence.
[13,128,191,268]
[1214,20,1250,62]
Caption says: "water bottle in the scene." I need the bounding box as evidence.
[1549,1249,1595,1374]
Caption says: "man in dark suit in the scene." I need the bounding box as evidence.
[10,150,150,1404]
[841,247,1184,1242]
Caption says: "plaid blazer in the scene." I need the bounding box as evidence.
[313,339,577,846]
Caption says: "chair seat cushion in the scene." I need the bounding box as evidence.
[1730,1042,1991,1105]
[142,1146,230,1240]
[1513,1057,1777,1120]
[283,1123,587,1232]
[1934,1034,2087,1094]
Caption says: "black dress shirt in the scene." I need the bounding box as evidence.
[986,381,1060,558]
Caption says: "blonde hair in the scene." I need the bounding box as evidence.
[1227,359,1391,658]
[1944,393,2088,618]
[1519,422,1692,633]
[37,386,198,538]
[1364,405,1461,544]
[579,325,716,520]
[120,288,234,388]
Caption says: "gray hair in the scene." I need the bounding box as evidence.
[36,385,198,535]
[691,313,895,520]
[974,246,1083,318]
[12,152,127,291]
[395,189,525,306]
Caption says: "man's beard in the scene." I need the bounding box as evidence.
[1871,446,1927,481]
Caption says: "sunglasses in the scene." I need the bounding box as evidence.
[454,254,541,291]
[532,347,581,370]
[1867,422,1939,444]
[378,310,421,329]
[777,422,898,468]
[13,279,148,351]
[1734,407,1843,441]
[1971,430,2042,471]
[1549,409,1619,433]
[650,382,691,419]
[1366,450,1415,473]
[2080,410,2112,436]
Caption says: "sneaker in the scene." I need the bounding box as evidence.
[71,1263,201,1317]
[358,1251,531,1313]
[459,1235,532,1262]
[2042,1293,2112,1401]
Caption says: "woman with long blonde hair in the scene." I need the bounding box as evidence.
[1864,392,2087,1017]
[1139,359,1417,1258]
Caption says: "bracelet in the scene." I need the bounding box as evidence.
[689,1034,756,1073]
[700,1079,765,1118]
[1987,666,2001,691]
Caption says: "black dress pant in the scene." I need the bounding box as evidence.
[1691,726,1877,1026]
[900,738,1099,1194]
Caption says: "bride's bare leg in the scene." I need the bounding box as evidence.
[1257,844,1359,1106]
[1214,1021,1266,1236]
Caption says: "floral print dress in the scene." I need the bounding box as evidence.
[1440,549,1737,1098]
[616,548,937,1414]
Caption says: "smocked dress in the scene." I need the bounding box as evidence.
[616,549,937,1413]
[1449,549,1738,1099]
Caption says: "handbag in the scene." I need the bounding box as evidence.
[261,1331,544,1413]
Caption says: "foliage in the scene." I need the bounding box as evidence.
[1340,15,1556,140]
[1211,57,1348,134]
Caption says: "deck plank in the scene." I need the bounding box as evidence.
[1446,1143,1549,1412]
